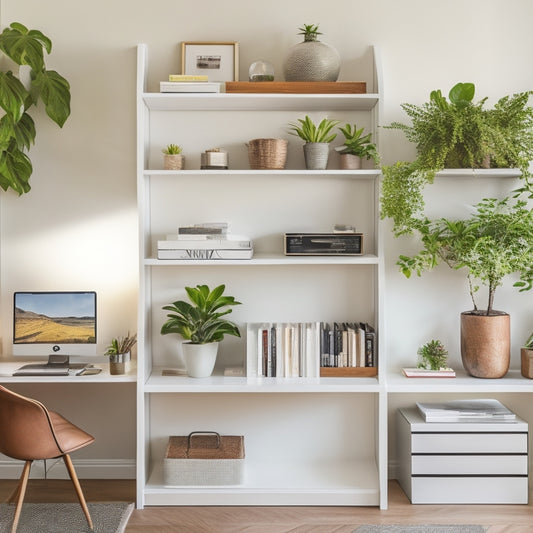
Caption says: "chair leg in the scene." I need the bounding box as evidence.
[10,460,32,533]
[62,454,93,530]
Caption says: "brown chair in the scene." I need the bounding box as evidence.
[0,385,95,532]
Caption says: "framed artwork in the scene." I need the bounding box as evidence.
[181,41,239,82]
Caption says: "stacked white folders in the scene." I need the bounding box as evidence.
[157,224,253,260]
[160,75,221,93]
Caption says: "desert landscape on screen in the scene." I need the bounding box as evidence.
[14,308,96,343]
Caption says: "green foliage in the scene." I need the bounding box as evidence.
[288,115,339,144]
[417,339,449,370]
[0,22,71,194]
[162,144,183,155]
[381,82,533,235]
[298,24,322,42]
[161,284,241,344]
[105,333,137,356]
[335,123,379,163]
[397,197,533,315]
[524,331,533,349]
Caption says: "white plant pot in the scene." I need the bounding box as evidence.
[182,342,219,378]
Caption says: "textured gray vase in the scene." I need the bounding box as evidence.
[283,38,340,82]
[303,143,330,170]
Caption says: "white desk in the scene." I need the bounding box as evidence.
[0,362,137,383]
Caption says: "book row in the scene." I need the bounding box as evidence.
[246,322,377,378]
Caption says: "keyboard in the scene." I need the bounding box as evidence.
[13,364,70,376]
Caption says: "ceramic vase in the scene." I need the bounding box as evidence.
[460,311,510,378]
[182,342,219,378]
[283,37,340,82]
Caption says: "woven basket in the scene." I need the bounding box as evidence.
[247,138,288,169]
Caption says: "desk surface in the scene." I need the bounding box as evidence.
[0,362,137,383]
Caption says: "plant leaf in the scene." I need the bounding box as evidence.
[31,70,71,127]
[0,144,32,194]
[0,71,28,122]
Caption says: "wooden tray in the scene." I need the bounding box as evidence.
[225,81,366,94]
[320,367,378,377]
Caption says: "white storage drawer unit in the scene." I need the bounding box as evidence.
[397,407,528,504]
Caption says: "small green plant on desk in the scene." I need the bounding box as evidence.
[105,333,137,375]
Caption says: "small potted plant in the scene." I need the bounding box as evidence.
[288,115,339,170]
[105,333,137,375]
[335,123,379,169]
[160,284,241,378]
[417,339,449,371]
[162,144,184,170]
[521,331,533,379]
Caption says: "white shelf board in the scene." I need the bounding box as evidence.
[387,369,533,393]
[144,459,380,506]
[436,168,522,179]
[144,169,381,178]
[143,92,379,112]
[144,368,381,393]
[145,253,379,267]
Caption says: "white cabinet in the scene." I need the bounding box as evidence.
[136,44,387,508]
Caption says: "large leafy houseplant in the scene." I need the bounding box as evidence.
[161,284,241,344]
[0,22,71,194]
[381,82,533,235]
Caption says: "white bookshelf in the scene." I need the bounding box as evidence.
[136,43,387,509]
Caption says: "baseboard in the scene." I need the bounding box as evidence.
[0,458,136,479]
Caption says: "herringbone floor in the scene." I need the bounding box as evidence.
[1,479,532,532]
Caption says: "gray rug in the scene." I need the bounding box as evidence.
[354,526,487,533]
[0,502,133,533]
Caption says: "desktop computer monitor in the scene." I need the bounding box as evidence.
[13,291,97,364]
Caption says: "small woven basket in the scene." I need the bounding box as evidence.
[247,138,288,169]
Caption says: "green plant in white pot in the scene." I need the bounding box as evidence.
[161,284,241,378]
[288,115,339,170]
[0,22,71,194]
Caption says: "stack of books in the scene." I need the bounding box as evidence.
[247,321,376,378]
[416,399,517,422]
[160,74,221,93]
[157,223,253,260]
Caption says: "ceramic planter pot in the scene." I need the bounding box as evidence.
[303,142,330,170]
[283,39,340,82]
[339,153,362,170]
[182,342,219,378]
[163,154,184,170]
[521,348,533,378]
[460,311,510,378]
[109,351,130,375]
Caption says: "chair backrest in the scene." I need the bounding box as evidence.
[0,385,63,460]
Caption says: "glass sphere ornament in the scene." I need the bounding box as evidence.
[249,60,274,82]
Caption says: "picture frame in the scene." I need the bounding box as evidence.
[181,41,239,82]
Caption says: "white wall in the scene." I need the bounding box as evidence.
[1,0,532,475]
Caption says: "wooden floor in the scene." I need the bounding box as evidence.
[1,479,532,532]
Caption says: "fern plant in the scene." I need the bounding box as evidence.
[288,115,339,143]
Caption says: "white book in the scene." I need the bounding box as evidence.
[160,81,221,93]
[158,248,253,260]
[158,236,252,250]
[417,399,516,422]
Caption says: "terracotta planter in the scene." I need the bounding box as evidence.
[460,311,510,378]
[182,342,219,378]
[339,153,362,170]
[521,348,533,378]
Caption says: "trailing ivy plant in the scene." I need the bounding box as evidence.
[397,197,533,315]
[0,22,71,194]
[381,82,533,235]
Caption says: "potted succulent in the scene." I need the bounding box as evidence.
[417,339,449,371]
[160,284,241,378]
[398,197,533,378]
[162,143,184,170]
[0,22,71,194]
[381,82,533,236]
[521,331,533,379]
[283,23,340,82]
[335,123,379,169]
[288,115,339,170]
[105,333,137,375]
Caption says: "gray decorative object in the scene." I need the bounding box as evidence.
[283,23,340,82]
[304,142,330,170]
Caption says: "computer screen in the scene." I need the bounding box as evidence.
[13,291,97,358]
